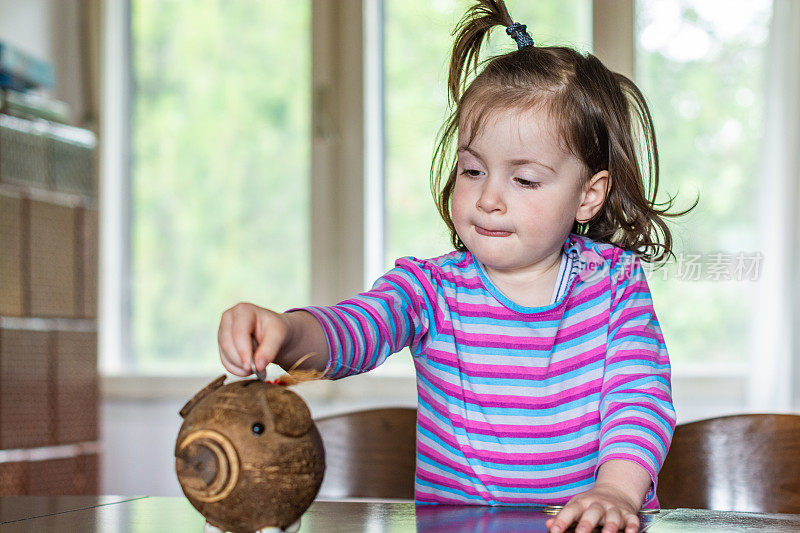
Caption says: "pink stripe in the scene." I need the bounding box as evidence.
[447,330,560,350]
[418,443,596,496]
[602,415,672,447]
[567,280,610,307]
[475,466,596,489]
[336,308,367,368]
[416,469,489,499]
[555,314,609,343]
[418,418,600,464]
[604,401,675,426]
[424,345,605,379]
[417,391,601,438]
[600,453,658,485]
[418,365,603,409]
[342,304,379,361]
[600,435,662,461]
[607,349,668,365]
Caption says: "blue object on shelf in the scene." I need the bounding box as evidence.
[0,41,56,90]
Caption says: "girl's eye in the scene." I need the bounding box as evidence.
[514,177,540,189]
[460,169,482,178]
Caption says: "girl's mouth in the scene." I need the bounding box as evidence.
[475,226,512,237]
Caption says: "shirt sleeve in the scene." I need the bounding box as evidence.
[596,251,677,506]
[296,258,432,380]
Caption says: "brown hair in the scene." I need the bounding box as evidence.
[431,0,694,263]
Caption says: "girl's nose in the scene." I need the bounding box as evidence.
[476,179,505,213]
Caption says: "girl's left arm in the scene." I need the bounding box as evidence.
[548,252,677,533]
[595,253,676,499]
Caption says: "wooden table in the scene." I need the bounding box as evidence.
[2,496,800,532]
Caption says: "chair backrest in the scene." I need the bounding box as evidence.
[314,407,417,499]
[658,413,800,513]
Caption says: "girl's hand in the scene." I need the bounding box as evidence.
[546,460,652,533]
[545,484,640,533]
[217,302,291,377]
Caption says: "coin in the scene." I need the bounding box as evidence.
[251,359,267,381]
[540,505,659,516]
[639,508,660,515]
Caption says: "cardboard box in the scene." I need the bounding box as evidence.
[0,329,52,449]
[54,331,98,444]
[0,194,25,316]
[79,208,98,318]
[28,200,77,318]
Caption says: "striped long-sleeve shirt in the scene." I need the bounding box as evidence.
[301,234,676,506]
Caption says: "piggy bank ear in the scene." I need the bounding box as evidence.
[179,375,227,418]
[266,387,312,437]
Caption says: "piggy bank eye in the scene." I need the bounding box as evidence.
[251,422,265,436]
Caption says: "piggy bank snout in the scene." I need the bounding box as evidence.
[176,429,240,503]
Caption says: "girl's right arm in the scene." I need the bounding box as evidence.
[217,302,329,377]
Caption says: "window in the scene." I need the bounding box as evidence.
[376,0,592,376]
[108,1,780,396]
[129,0,311,374]
[384,1,593,265]
[635,0,772,368]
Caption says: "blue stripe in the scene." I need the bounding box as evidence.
[423,356,605,387]
[417,453,596,495]
[418,412,601,462]
[442,285,610,328]
[416,475,488,502]
[426,326,606,357]
[601,423,669,456]
[418,373,600,417]
[599,441,658,466]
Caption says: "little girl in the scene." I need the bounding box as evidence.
[219,2,684,532]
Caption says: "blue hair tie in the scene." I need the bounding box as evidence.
[506,22,534,50]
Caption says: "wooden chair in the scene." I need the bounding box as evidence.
[658,414,800,513]
[314,407,417,499]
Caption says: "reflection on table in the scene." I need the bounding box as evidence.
[2,496,800,532]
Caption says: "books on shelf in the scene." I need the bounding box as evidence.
[0,41,70,123]
[0,89,71,124]
[0,41,55,91]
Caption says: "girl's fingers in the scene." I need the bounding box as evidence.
[252,312,289,371]
[230,308,258,371]
[575,503,605,533]
[218,303,261,375]
[547,504,640,533]
[601,508,622,533]
[218,310,246,373]
[547,502,583,533]
[219,345,251,377]
[624,513,640,533]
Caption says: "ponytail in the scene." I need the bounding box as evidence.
[447,0,512,105]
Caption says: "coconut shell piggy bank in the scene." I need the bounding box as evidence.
[175,375,325,533]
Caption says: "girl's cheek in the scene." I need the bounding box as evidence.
[451,193,470,228]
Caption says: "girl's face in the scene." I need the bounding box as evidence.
[452,106,605,279]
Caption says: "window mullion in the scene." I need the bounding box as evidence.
[311,0,366,305]
[98,0,133,374]
[363,0,386,290]
[592,0,635,80]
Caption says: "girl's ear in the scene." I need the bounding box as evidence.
[576,170,610,223]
